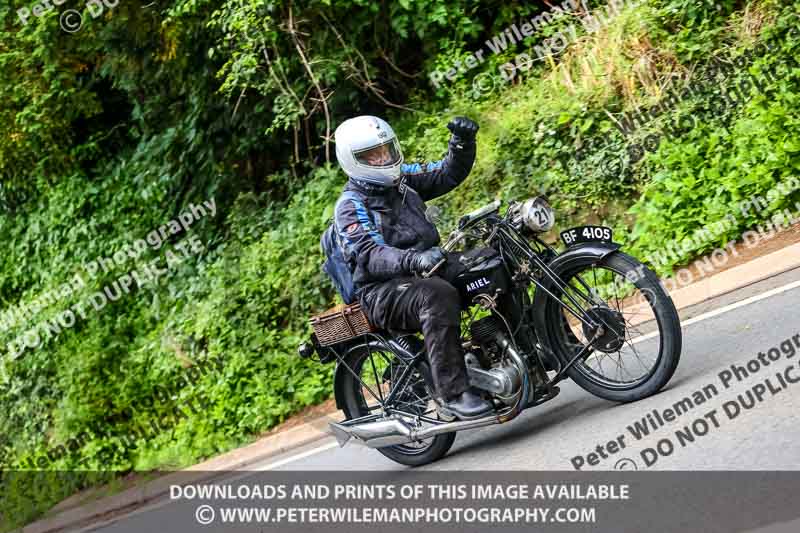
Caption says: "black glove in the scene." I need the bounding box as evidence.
[408,247,445,275]
[447,116,479,143]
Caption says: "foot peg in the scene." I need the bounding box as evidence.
[526,385,561,407]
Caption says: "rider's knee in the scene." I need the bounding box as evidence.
[419,277,458,302]
[417,278,460,324]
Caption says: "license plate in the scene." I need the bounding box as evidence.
[560,226,613,247]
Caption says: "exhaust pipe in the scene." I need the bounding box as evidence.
[330,418,414,448]
[329,414,501,449]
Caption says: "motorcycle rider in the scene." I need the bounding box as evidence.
[332,115,493,420]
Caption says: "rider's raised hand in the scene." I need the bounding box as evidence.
[447,117,479,142]
[409,247,445,275]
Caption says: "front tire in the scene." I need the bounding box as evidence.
[541,251,682,402]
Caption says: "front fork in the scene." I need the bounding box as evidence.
[496,269,608,402]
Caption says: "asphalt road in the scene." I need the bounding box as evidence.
[82,268,800,533]
[258,267,800,472]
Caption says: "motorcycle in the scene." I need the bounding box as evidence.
[298,196,682,466]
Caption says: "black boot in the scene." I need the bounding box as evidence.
[441,390,493,420]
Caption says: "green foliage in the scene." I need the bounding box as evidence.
[625,9,800,272]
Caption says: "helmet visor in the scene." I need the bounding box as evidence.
[353,139,402,168]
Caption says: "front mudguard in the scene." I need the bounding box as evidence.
[532,243,621,304]
[530,243,621,362]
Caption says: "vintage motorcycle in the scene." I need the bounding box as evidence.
[298,197,682,466]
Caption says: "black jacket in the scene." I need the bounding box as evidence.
[333,137,476,297]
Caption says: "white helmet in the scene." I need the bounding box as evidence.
[334,116,404,187]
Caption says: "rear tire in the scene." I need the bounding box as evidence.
[339,345,456,466]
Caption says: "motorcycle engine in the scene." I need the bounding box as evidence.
[465,316,523,404]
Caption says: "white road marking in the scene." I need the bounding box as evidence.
[631,277,800,345]
[252,440,341,470]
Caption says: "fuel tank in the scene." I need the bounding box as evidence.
[450,248,511,307]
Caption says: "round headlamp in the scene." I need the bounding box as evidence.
[519,196,555,232]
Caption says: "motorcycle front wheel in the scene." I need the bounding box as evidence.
[541,251,682,402]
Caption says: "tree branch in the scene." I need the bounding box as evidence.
[321,11,417,112]
[288,1,331,164]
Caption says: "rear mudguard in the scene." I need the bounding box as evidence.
[530,242,621,344]
[332,341,371,411]
[333,363,348,411]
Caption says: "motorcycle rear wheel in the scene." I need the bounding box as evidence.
[339,345,456,466]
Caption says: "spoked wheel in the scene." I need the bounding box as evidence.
[543,252,682,402]
[338,344,456,466]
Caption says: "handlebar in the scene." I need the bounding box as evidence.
[458,199,501,229]
[421,199,501,278]
[421,256,447,278]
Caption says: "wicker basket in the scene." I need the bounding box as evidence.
[310,302,377,346]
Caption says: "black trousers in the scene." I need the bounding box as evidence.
[359,255,469,400]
